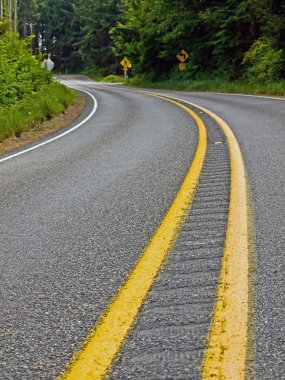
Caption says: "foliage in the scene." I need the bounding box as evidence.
[0,31,51,106]
[101,74,127,83]
[4,0,285,84]
[0,82,75,141]
[34,0,122,72]
[243,38,284,82]
[11,0,285,81]
[111,0,210,78]
[81,66,108,80]
[72,0,121,71]
[39,0,81,70]
[18,0,44,37]
[0,29,74,141]
[199,0,257,78]
[111,0,285,81]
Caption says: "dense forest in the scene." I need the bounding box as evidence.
[2,0,285,81]
[5,0,285,142]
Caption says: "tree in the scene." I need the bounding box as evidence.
[199,0,258,78]
[111,0,214,78]
[9,0,284,80]
[39,0,78,69]
[0,30,51,106]
[1,0,19,32]
[72,0,122,72]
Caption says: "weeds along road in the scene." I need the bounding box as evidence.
[0,76,284,379]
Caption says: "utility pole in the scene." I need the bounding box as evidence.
[27,22,37,54]
[8,0,12,26]
[28,22,37,36]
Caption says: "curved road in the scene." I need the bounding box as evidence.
[0,76,284,379]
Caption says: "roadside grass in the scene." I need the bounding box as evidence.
[126,77,285,96]
[100,74,127,83]
[0,82,75,142]
[99,73,285,96]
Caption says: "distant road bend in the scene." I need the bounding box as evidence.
[0,76,284,379]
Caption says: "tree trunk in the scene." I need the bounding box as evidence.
[23,13,27,38]
[14,0,17,32]
[0,0,3,20]
[8,0,12,25]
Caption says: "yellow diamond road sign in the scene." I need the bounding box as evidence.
[176,49,189,63]
[120,57,132,70]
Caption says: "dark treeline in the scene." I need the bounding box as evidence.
[12,0,285,81]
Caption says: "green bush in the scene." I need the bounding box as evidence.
[0,29,75,142]
[242,38,284,82]
[101,75,126,83]
[81,65,108,80]
[0,83,75,142]
[0,31,52,106]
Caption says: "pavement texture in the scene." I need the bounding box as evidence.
[1,77,284,379]
[109,109,230,379]
[0,79,198,379]
[158,90,285,379]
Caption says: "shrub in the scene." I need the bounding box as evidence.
[0,31,52,106]
[242,38,284,82]
[0,83,75,142]
[0,29,75,142]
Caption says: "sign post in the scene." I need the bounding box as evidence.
[120,57,132,79]
[179,63,187,71]
[176,49,189,71]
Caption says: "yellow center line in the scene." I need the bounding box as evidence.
[202,110,249,380]
[58,95,207,380]
[151,93,249,379]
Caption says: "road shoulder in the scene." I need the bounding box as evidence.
[0,92,85,156]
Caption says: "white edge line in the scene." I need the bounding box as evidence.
[0,85,98,164]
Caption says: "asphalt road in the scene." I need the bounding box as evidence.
[165,90,285,379]
[1,77,284,379]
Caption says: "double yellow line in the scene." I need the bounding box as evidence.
[59,92,250,380]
